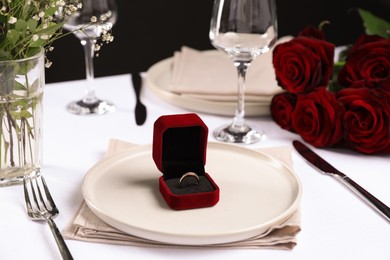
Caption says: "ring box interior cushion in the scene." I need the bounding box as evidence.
[153,113,219,210]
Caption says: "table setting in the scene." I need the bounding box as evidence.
[1,0,390,259]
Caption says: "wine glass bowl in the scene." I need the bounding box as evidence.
[64,0,117,115]
[64,10,116,41]
[209,0,277,144]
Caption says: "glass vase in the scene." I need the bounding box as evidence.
[0,51,44,187]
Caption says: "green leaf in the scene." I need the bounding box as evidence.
[13,80,27,91]
[25,47,42,58]
[357,8,390,38]
[328,61,345,93]
[0,34,6,48]
[29,38,46,48]
[36,22,63,35]
[0,14,7,23]
[15,19,28,32]
[6,30,20,46]
[29,79,41,95]
[27,19,38,32]
[0,51,12,61]
[45,7,59,17]
[10,109,33,120]
[0,64,18,96]
[17,59,35,75]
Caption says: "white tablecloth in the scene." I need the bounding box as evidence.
[1,74,389,260]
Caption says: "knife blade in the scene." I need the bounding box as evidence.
[293,140,390,222]
[131,73,147,125]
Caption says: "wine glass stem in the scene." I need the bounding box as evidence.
[232,60,251,129]
[81,39,98,104]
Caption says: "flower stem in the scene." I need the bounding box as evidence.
[5,104,15,167]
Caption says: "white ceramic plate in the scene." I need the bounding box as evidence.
[83,142,301,245]
[146,53,271,116]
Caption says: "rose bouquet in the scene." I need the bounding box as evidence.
[270,9,390,154]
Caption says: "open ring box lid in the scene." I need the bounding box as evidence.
[152,113,220,210]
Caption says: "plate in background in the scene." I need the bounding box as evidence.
[146,52,272,116]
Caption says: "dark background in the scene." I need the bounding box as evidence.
[45,0,390,83]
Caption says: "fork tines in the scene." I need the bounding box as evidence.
[23,174,58,219]
[23,174,74,259]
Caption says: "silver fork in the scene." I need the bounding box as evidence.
[23,175,73,260]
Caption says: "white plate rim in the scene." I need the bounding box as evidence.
[82,142,302,245]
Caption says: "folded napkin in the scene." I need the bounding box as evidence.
[63,139,301,250]
[170,36,293,102]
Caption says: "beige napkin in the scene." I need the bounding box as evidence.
[63,139,301,250]
[170,36,293,102]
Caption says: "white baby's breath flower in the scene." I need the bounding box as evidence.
[40,34,49,40]
[102,33,114,43]
[103,23,113,30]
[65,4,78,15]
[56,0,65,7]
[38,11,45,18]
[45,60,53,68]
[8,16,17,24]
[100,14,107,22]
[32,15,39,20]
[32,34,39,41]
[90,16,97,23]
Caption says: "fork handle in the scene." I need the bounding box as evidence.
[48,218,74,260]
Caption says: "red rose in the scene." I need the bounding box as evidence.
[338,35,390,88]
[273,36,335,94]
[347,34,385,54]
[298,26,326,40]
[346,77,390,92]
[291,88,344,147]
[270,92,297,131]
[337,88,390,154]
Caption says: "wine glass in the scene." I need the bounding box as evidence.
[209,0,277,143]
[64,0,117,115]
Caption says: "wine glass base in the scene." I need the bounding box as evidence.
[67,99,115,115]
[213,123,264,144]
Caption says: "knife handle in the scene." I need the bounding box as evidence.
[132,73,142,98]
[336,174,390,222]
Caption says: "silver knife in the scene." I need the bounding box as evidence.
[293,140,390,222]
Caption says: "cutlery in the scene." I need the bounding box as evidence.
[131,73,147,125]
[293,140,390,222]
[23,175,74,260]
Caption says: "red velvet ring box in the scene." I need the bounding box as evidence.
[152,113,219,210]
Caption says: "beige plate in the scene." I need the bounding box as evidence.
[83,142,301,245]
[146,52,271,117]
